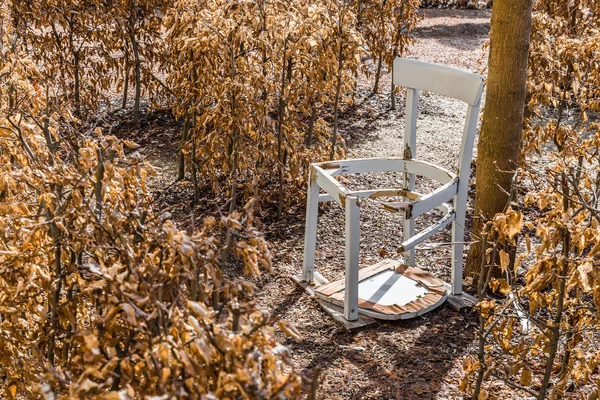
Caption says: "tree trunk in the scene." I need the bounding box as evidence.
[390,60,396,110]
[47,208,63,366]
[373,54,383,94]
[276,42,288,218]
[129,30,141,126]
[222,44,238,265]
[330,42,344,160]
[465,0,533,282]
[306,101,317,146]
[538,174,571,400]
[178,119,189,181]
[390,0,406,111]
[74,50,81,117]
[191,142,199,206]
[372,0,388,95]
[122,53,129,109]
[43,85,56,159]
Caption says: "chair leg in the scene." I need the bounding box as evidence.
[344,196,360,321]
[403,212,416,266]
[451,199,467,296]
[403,138,416,266]
[302,173,319,282]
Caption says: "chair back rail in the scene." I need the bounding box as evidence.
[393,58,484,107]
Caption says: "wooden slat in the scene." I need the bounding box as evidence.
[410,178,458,218]
[403,89,418,269]
[313,271,329,285]
[393,58,484,107]
[312,158,455,184]
[451,104,480,295]
[316,259,397,296]
[316,162,343,177]
[291,275,377,330]
[404,87,419,190]
[400,211,456,253]
[316,158,404,174]
[302,176,320,282]
[314,260,449,321]
[313,166,348,205]
[314,264,449,321]
[405,160,456,184]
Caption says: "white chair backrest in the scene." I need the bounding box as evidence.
[392,58,483,182]
[393,58,484,107]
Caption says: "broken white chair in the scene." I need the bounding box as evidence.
[300,58,484,322]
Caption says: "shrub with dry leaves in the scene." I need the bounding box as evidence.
[0,18,301,399]
[463,1,600,398]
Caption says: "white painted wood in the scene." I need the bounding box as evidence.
[400,210,455,253]
[317,287,449,321]
[403,88,418,266]
[344,196,360,321]
[318,164,343,177]
[404,160,456,183]
[302,172,320,282]
[318,193,335,203]
[410,178,458,218]
[509,292,531,333]
[403,88,419,189]
[313,158,455,183]
[352,269,428,306]
[450,212,465,296]
[381,199,452,214]
[348,188,420,200]
[403,211,416,265]
[436,202,452,214]
[292,275,377,330]
[451,104,479,295]
[444,282,477,311]
[301,58,483,321]
[313,166,348,205]
[313,271,329,285]
[393,58,484,106]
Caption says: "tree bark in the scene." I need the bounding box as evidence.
[74,50,81,117]
[465,0,533,282]
[276,43,289,218]
[122,52,129,109]
[390,0,406,111]
[222,43,238,265]
[133,39,141,126]
[390,59,396,110]
[191,141,199,206]
[373,54,383,94]
[178,119,189,181]
[128,27,141,126]
[306,101,317,146]
[538,174,571,400]
[330,41,344,160]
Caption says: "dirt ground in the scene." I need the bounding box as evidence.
[119,8,526,400]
